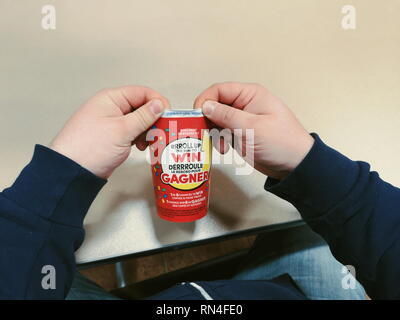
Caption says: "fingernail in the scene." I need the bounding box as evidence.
[202,101,216,116]
[149,99,164,115]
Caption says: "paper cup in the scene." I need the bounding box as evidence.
[148,109,212,222]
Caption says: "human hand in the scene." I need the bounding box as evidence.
[194,82,314,179]
[51,86,169,179]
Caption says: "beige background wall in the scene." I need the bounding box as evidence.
[1,1,400,259]
[1,0,400,186]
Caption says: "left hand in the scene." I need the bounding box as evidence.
[50,86,170,179]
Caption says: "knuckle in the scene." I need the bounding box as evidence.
[138,85,154,95]
[121,85,147,91]
[210,81,234,91]
[226,81,242,89]
[96,87,112,97]
[247,82,261,87]
[219,81,242,93]
[193,95,203,107]
[133,108,151,132]
[223,81,240,86]
[247,82,268,92]
[117,117,130,136]
[221,107,236,124]
[138,85,151,91]
[208,83,221,92]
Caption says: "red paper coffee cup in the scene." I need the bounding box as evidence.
[148,109,212,222]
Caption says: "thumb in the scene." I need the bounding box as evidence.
[202,100,255,130]
[123,99,165,142]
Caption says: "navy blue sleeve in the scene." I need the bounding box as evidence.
[265,134,400,299]
[0,145,106,299]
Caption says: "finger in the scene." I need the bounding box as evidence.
[194,82,259,110]
[202,100,256,130]
[214,137,230,154]
[106,85,170,115]
[212,129,232,154]
[135,140,148,151]
[212,136,223,154]
[122,99,165,142]
[220,137,230,154]
[133,132,149,151]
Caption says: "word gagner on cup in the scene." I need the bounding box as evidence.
[148,109,212,222]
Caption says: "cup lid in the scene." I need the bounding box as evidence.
[161,109,204,118]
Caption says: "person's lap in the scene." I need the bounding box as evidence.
[67,225,365,300]
[232,225,365,300]
[66,271,121,300]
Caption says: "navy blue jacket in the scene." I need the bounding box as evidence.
[1,134,399,299]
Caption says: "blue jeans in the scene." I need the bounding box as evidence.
[67,225,365,300]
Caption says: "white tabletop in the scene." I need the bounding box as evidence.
[75,148,301,264]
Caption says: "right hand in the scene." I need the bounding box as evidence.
[194,82,314,179]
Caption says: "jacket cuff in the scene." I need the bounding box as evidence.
[3,145,106,227]
[265,133,361,219]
